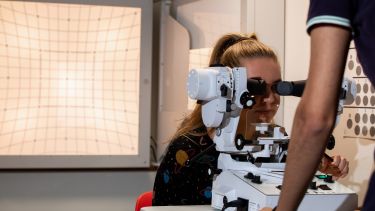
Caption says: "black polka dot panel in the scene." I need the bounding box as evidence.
[343,48,375,140]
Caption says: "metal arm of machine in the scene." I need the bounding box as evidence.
[187,67,356,170]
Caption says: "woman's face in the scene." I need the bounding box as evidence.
[240,57,281,123]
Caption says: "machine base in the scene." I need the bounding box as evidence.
[212,170,358,211]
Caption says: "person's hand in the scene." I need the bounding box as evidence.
[331,155,349,180]
[319,154,349,180]
[260,207,273,211]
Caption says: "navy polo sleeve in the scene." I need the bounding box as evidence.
[307,0,354,34]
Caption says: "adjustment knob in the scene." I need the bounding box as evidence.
[220,84,228,97]
[235,134,245,150]
[208,167,222,176]
[324,175,334,183]
[240,92,255,109]
[251,175,262,184]
[327,135,335,150]
[244,172,254,180]
[309,181,317,190]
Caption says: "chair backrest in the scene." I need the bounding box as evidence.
[135,191,153,211]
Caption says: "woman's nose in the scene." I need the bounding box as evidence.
[263,88,277,104]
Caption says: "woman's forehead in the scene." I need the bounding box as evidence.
[241,57,281,82]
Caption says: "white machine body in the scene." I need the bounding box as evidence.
[212,170,358,211]
[187,66,250,151]
[186,66,358,210]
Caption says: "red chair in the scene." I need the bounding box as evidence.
[135,191,153,211]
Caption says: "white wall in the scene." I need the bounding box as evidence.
[283,0,310,130]
[156,0,286,160]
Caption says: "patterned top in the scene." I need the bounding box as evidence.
[152,132,219,206]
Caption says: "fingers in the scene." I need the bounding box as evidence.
[332,155,341,166]
[340,157,349,178]
[318,155,330,172]
[332,155,349,180]
[319,154,350,180]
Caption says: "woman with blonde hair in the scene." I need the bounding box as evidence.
[152,33,349,206]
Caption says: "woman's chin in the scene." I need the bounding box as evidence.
[255,117,270,123]
[254,113,271,123]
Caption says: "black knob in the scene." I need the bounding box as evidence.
[235,134,245,150]
[324,175,334,183]
[327,135,335,150]
[240,92,255,109]
[244,172,254,180]
[220,84,228,97]
[208,167,222,176]
[309,181,317,190]
[251,175,262,184]
[215,169,222,174]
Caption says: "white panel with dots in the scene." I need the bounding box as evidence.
[343,47,375,139]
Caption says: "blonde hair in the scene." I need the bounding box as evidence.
[171,33,278,141]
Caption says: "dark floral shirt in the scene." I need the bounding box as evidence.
[152,132,219,205]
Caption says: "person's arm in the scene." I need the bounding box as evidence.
[276,25,351,211]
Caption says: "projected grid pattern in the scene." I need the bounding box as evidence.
[0,1,141,155]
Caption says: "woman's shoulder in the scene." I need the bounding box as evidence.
[169,133,213,151]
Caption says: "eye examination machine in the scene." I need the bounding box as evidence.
[186,66,358,211]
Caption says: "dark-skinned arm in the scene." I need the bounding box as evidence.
[276,25,351,211]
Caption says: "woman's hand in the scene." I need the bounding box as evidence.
[319,154,349,180]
